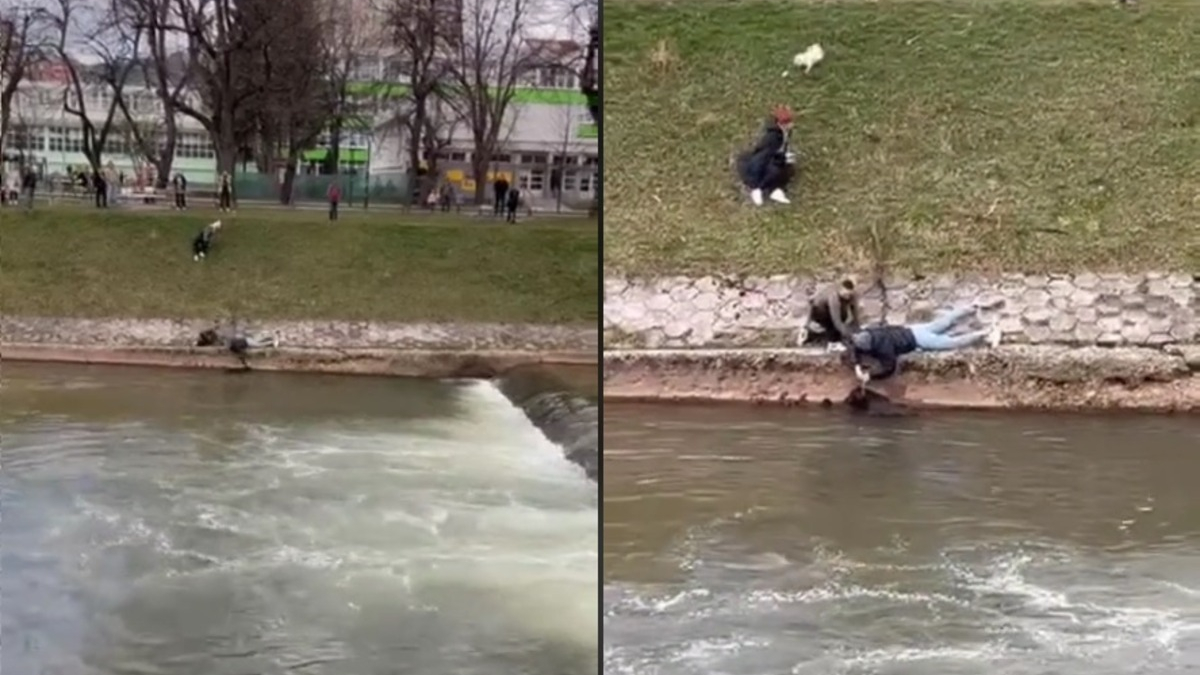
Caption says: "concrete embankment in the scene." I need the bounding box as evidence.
[495,366,599,481]
[0,316,600,477]
[604,346,1200,413]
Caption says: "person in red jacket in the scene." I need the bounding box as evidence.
[327,181,342,221]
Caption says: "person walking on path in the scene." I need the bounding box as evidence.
[327,181,342,221]
[173,172,189,209]
[217,171,234,212]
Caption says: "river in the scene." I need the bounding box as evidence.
[1,363,597,675]
[604,402,1200,674]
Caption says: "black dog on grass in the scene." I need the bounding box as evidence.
[192,220,222,261]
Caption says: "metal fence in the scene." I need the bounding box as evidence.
[230,171,414,206]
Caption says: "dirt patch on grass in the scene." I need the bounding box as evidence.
[0,207,599,324]
[604,0,1200,275]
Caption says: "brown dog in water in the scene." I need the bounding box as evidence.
[844,385,913,417]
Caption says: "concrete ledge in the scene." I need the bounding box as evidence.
[496,365,598,481]
[1,344,597,378]
[604,346,1200,412]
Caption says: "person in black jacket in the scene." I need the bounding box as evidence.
[737,105,796,206]
[847,303,1002,383]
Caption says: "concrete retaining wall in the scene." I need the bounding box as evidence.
[0,316,598,352]
[495,366,598,481]
[604,273,1198,348]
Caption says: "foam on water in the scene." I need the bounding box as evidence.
[604,543,1200,675]
[4,376,597,673]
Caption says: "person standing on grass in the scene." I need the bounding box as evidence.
[22,167,38,209]
[493,176,509,216]
[218,171,234,212]
[93,169,108,208]
[327,180,341,221]
[505,186,521,223]
[173,172,188,209]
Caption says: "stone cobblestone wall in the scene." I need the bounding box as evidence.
[604,273,1199,348]
[0,317,599,352]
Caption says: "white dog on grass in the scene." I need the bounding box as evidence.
[786,43,824,76]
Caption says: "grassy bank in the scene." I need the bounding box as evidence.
[0,207,598,324]
[605,0,1200,275]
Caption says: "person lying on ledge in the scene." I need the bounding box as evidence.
[848,301,1003,384]
[798,277,862,349]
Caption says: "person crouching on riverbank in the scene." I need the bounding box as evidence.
[192,220,222,261]
[798,277,862,349]
[197,327,280,370]
[736,105,796,206]
[847,301,1003,385]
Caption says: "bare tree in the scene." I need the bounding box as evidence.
[114,0,193,187]
[164,0,294,174]
[445,0,537,204]
[247,0,330,203]
[43,0,142,172]
[1,4,47,166]
[376,0,458,190]
[318,0,379,176]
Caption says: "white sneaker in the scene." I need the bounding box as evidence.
[769,189,790,204]
[750,189,764,206]
[986,326,1002,348]
[795,326,808,346]
[826,342,846,353]
[193,255,199,261]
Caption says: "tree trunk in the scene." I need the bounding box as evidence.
[154,117,179,189]
[470,153,488,204]
[325,115,344,175]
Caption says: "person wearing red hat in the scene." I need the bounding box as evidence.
[736,105,796,206]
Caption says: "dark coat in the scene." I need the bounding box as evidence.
[736,120,795,190]
[850,325,919,381]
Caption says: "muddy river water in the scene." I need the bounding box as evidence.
[604,403,1200,674]
[2,363,597,675]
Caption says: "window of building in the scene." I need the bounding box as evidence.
[47,127,65,152]
[492,153,512,163]
[8,126,41,151]
[537,67,577,90]
[518,153,546,165]
[563,169,577,192]
[579,171,591,193]
[527,167,545,192]
[583,156,598,166]
[449,151,467,162]
[63,127,83,154]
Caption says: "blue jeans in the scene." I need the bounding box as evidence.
[909,305,988,351]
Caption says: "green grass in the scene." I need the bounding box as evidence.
[605,0,1200,275]
[0,206,598,324]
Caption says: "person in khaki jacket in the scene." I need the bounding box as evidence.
[796,277,862,349]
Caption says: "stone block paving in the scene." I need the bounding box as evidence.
[604,273,1198,348]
